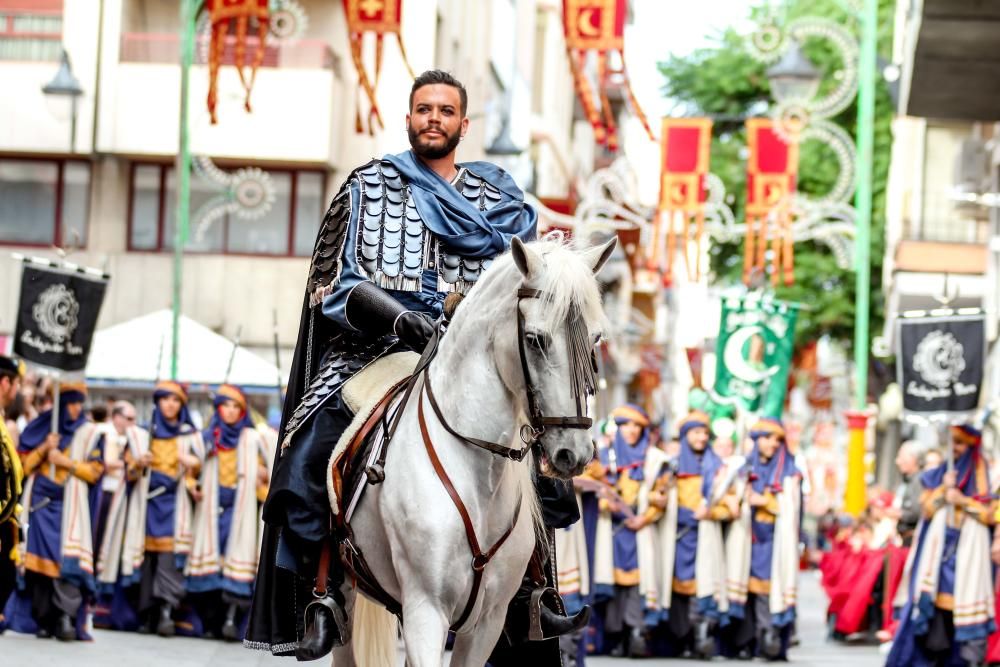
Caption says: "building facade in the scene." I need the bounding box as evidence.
[0,0,585,382]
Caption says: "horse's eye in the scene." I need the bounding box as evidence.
[526,332,550,352]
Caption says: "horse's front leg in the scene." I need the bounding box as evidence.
[399,588,449,667]
[449,603,510,667]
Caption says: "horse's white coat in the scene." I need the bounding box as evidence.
[338,238,615,667]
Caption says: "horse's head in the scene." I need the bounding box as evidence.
[490,236,615,479]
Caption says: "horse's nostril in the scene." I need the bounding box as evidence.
[554,448,577,472]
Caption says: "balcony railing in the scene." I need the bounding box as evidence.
[905,190,992,244]
[120,32,337,71]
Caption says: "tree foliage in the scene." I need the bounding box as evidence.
[658,0,894,352]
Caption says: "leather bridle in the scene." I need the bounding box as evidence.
[412,286,597,631]
[515,287,595,447]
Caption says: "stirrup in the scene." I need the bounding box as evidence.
[528,587,591,641]
[295,594,350,661]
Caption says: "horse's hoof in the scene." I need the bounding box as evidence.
[366,464,385,485]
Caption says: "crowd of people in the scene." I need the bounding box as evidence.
[555,404,803,663]
[0,354,275,642]
[821,425,1000,667]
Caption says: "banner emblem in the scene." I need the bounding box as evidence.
[33,284,81,344]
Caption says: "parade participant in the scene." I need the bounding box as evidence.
[186,384,269,641]
[887,423,996,667]
[890,441,923,547]
[695,417,750,650]
[16,382,104,641]
[590,404,657,657]
[724,418,801,660]
[0,355,25,627]
[91,402,132,586]
[646,410,731,657]
[248,69,586,661]
[127,381,204,637]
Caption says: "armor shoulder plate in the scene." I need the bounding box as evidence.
[308,181,352,307]
[435,167,503,293]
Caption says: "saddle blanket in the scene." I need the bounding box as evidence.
[325,351,419,517]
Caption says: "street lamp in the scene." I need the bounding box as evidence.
[766,41,821,103]
[41,49,84,153]
[485,112,522,157]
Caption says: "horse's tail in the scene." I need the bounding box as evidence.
[352,594,398,667]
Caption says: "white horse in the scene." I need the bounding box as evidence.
[334,236,616,667]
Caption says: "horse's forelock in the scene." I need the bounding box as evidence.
[452,239,607,340]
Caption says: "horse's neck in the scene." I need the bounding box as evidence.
[426,335,520,499]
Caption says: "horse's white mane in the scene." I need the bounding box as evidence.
[454,239,608,337]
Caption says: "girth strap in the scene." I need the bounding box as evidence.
[418,383,523,631]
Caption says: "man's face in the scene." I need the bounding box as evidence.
[0,375,20,407]
[713,436,734,459]
[757,433,780,460]
[66,401,84,422]
[951,437,969,460]
[895,447,918,475]
[218,399,243,426]
[686,426,710,452]
[112,407,136,435]
[158,394,182,421]
[406,84,468,160]
[618,420,643,446]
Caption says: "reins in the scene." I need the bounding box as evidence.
[351,284,597,631]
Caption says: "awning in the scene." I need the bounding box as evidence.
[85,309,283,395]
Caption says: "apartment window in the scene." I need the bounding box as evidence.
[128,163,324,257]
[0,158,90,247]
[0,1,63,62]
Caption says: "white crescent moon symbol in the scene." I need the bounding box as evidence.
[577,8,600,37]
[723,325,780,383]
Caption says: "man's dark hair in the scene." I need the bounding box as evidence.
[409,69,468,117]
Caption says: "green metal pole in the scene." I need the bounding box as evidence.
[171,0,196,380]
[845,0,877,515]
[853,0,877,410]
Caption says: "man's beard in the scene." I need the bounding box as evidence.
[408,125,461,160]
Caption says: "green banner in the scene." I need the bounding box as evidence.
[714,297,798,418]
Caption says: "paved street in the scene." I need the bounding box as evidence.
[1,570,884,666]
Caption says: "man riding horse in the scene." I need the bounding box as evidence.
[246,69,590,662]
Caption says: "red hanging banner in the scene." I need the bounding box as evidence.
[655,118,712,284]
[562,0,653,151]
[206,0,270,125]
[343,0,414,134]
[744,118,798,286]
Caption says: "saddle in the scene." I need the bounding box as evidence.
[325,351,419,523]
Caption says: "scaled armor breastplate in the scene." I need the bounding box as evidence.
[355,161,501,294]
[307,159,503,305]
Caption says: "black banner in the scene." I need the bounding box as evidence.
[13,263,108,372]
[897,314,985,415]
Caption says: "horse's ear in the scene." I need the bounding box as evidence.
[582,237,617,275]
[511,236,542,280]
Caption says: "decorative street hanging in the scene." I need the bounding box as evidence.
[713,296,798,418]
[655,118,712,284]
[744,118,799,286]
[561,0,654,151]
[343,0,414,135]
[206,0,270,125]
